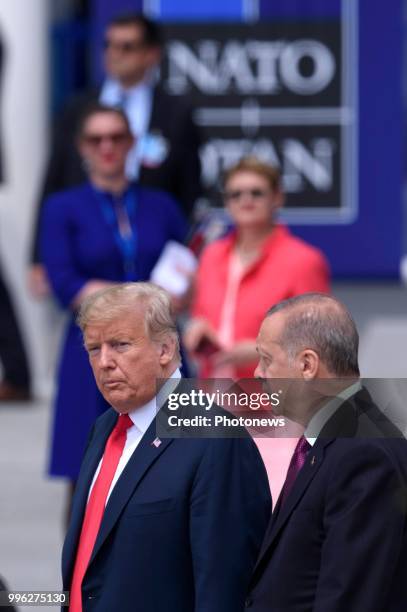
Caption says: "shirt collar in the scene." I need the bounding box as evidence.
[90,182,133,200]
[100,74,154,103]
[305,381,362,446]
[156,367,182,408]
[224,224,289,257]
[127,396,156,434]
[127,368,182,433]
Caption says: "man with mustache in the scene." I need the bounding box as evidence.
[246,293,407,611]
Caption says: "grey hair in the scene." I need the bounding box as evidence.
[77,282,181,361]
[266,293,360,377]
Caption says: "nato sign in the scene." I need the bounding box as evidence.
[161,19,357,224]
[93,0,402,276]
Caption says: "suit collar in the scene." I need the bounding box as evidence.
[90,375,182,563]
[305,381,362,445]
[317,392,362,440]
[252,392,368,581]
[100,74,156,101]
[253,438,329,579]
[87,376,181,563]
[148,85,166,131]
[89,416,173,565]
[221,225,290,257]
[63,406,175,585]
[62,410,117,586]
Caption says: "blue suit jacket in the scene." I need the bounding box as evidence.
[246,389,407,611]
[62,406,271,612]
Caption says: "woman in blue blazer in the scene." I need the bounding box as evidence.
[40,104,187,498]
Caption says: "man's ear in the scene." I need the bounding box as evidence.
[157,336,177,366]
[298,349,319,380]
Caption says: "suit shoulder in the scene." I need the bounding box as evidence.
[58,89,99,119]
[328,436,407,474]
[43,183,91,213]
[93,407,117,432]
[199,234,233,263]
[138,185,180,209]
[353,390,406,439]
[138,186,185,226]
[277,230,327,265]
[45,182,90,202]
[175,429,264,464]
[153,86,194,114]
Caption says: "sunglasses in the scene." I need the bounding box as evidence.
[103,39,146,54]
[224,188,270,202]
[82,132,131,147]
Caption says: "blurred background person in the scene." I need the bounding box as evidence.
[184,157,330,500]
[184,157,330,380]
[29,12,201,298]
[0,266,31,401]
[40,104,187,515]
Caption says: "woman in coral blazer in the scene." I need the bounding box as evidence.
[185,156,330,380]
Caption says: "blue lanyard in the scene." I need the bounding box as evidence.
[95,185,138,281]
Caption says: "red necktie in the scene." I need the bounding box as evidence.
[279,435,311,507]
[69,414,133,612]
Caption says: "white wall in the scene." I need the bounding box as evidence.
[0,0,60,396]
[333,282,407,378]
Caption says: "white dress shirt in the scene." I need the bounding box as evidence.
[89,368,181,504]
[99,76,153,180]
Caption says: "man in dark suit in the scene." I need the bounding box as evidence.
[29,14,202,296]
[63,282,270,612]
[246,292,407,611]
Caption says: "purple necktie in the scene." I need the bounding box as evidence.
[279,435,311,507]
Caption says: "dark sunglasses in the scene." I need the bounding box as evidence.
[224,188,269,202]
[82,132,131,147]
[103,39,145,54]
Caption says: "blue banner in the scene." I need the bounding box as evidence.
[157,0,245,20]
[90,0,403,278]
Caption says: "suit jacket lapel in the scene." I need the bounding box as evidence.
[89,417,174,565]
[253,394,363,579]
[253,439,330,576]
[62,412,117,585]
[146,86,164,133]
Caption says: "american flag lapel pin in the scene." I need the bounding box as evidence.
[311,455,316,466]
[152,437,162,448]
